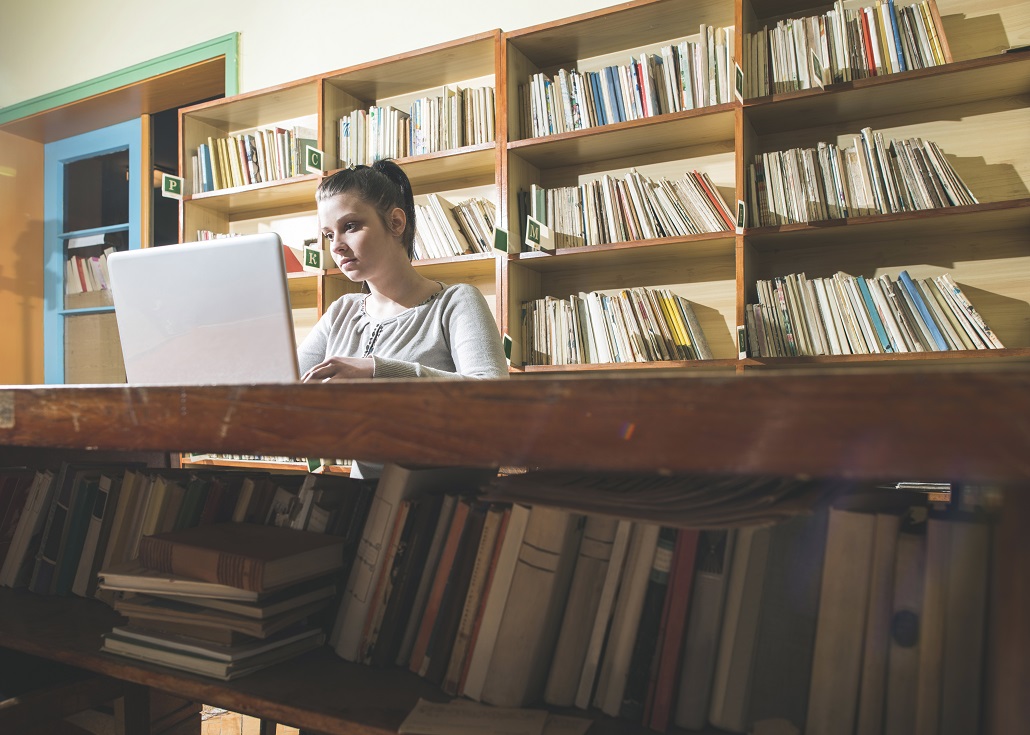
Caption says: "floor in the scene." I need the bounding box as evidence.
[201,707,300,735]
[63,706,300,735]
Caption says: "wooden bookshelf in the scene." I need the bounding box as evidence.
[0,369,1027,733]
[165,0,1030,382]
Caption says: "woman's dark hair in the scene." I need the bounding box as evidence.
[316,159,417,259]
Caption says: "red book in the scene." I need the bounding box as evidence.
[691,171,736,230]
[860,11,878,77]
[282,245,305,273]
[645,528,700,731]
[408,500,471,674]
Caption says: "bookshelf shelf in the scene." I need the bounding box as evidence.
[743,53,1030,133]
[507,106,737,168]
[320,31,499,103]
[742,197,1030,247]
[183,175,321,217]
[378,143,498,193]
[512,232,737,270]
[740,347,1030,368]
[503,0,732,71]
[523,357,741,372]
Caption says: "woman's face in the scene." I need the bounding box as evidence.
[318,191,407,283]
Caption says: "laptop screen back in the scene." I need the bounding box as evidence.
[107,233,300,385]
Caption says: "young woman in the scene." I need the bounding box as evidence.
[298,161,508,475]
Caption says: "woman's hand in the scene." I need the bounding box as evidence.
[301,356,374,382]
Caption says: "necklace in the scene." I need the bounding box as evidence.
[359,282,444,358]
[362,322,384,358]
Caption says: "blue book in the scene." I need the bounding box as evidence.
[898,270,948,350]
[201,144,215,192]
[609,66,627,123]
[590,72,607,126]
[888,0,907,72]
[603,66,619,123]
[856,276,894,353]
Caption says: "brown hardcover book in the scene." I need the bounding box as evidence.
[137,522,345,593]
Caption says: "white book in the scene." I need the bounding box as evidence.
[573,519,632,709]
[594,522,660,716]
[674,529,736,730]
[0,470,55,587]
[463,500,535,695]
[806,507,878,735]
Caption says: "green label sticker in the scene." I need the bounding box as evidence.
[305,146,324,175]
[161,173,184,200]
[735,200,746,233]
[493,226,509,253]
[524,217,541,248]
[304,245,324,270]
[734,63,744,102]
[502,333,513,364]
[737,325,747,358]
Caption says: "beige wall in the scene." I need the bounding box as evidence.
[0,0,608,109]
[0,130,44,384]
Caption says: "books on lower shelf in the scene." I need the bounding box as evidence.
[518,24,735,139]
[338,86,496,168]
[744,1,951,98]
[747,129,976,227]
[744,270,1004,358]
[414,194,497,259]
[520,286,713,367]
[518,169,735,252]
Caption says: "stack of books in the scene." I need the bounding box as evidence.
[521,286,714,367]
[744,0,950,98]
[747,128,976,227]
[744,269,1004,357]
[98,522,349,680]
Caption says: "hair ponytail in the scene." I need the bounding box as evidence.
[371,160,416,255]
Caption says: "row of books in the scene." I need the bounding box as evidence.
[519,169,735,252]
[338,86,495,168]
[483,474,988,734]
[747,129,975,227]
[518,24,734,139]
[0,462,370,599]
[805,491,991,735]
[65,246,116,296]
[743,1,948,99]
[745,269,1003,358]
[406,86,495,157]
[521,286,714,367]
[190,125,318,194]
[413,194,497,260]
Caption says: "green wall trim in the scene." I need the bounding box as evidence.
[0,33,239,127]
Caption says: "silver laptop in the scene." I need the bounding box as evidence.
[107,233,301,384]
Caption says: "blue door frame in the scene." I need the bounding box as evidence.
[43,118,142,383]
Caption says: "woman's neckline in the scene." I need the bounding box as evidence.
[360,280,446,321]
